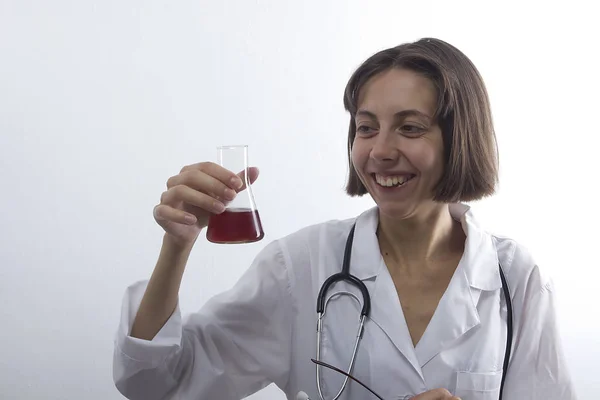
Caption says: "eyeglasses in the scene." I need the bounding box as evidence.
[311,358,386,400]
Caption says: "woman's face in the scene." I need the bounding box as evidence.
[351,68,445,220]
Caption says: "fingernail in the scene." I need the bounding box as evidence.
[214,202,226,213]
[231,177,243,189]
[224,189,236,200]
[184,214,196,224]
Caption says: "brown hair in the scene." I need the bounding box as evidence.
[344,37,498,202]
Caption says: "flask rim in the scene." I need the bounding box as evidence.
[217,144,247,150]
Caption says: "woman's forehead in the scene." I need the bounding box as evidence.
[356,68,437,118]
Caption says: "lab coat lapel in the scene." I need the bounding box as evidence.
[415,204,502,368]
[352,207,425,380]
[414,261,481,368]
[348,205,502,377]
[368,262,425,380]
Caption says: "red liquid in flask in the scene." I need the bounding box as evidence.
[206,208,264,244]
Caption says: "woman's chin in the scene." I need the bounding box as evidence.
[375,200,418,221]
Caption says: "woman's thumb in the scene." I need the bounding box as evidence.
[247,166,260,184]
[235,166,260,192]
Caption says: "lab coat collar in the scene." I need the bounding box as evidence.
[450,203,502,291]
[416,203,502,368]
[349,207,383,281]
[350,203,502,376]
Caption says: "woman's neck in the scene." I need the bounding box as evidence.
[376,204,464,276]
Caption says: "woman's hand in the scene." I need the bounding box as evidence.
[153,162,259,247]
[411,388,461,400]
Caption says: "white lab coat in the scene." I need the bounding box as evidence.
[113,204,576,400]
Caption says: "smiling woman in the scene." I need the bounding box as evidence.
[351,68,446,221]
[343,39,498,205]
[112,37,575,400]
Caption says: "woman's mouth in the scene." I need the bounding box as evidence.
[372,173,416,188]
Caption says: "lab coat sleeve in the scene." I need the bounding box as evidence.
[112,240,294,400]
[502,267,577,399]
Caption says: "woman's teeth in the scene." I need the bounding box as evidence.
[375,174,413,187]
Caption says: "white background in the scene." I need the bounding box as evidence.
[1,1,598,399]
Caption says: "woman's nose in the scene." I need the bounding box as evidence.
[370,131,399,162]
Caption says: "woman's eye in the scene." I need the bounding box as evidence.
[401,125,425,135]
[356,125,375,134]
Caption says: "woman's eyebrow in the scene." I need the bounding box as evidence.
[356,109,432,121]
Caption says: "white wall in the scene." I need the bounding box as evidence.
[1,1,598,398]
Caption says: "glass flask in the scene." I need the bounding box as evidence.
[206,145,264,244]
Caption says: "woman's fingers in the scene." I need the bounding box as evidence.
[176,162,244,190]
[153,162,260,238]
[154,204,197,225]
[167,165,241,202]
[160,185,226,214]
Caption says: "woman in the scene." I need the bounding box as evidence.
[113,38,576,400]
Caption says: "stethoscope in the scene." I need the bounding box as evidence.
[311,223,514,400]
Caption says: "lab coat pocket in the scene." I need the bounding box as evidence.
[455,371,502,400]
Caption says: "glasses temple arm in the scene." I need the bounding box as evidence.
[311,358,386,400]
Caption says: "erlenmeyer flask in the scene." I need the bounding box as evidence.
[206,145,264,244]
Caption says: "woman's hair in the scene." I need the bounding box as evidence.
[344,37,499,202]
